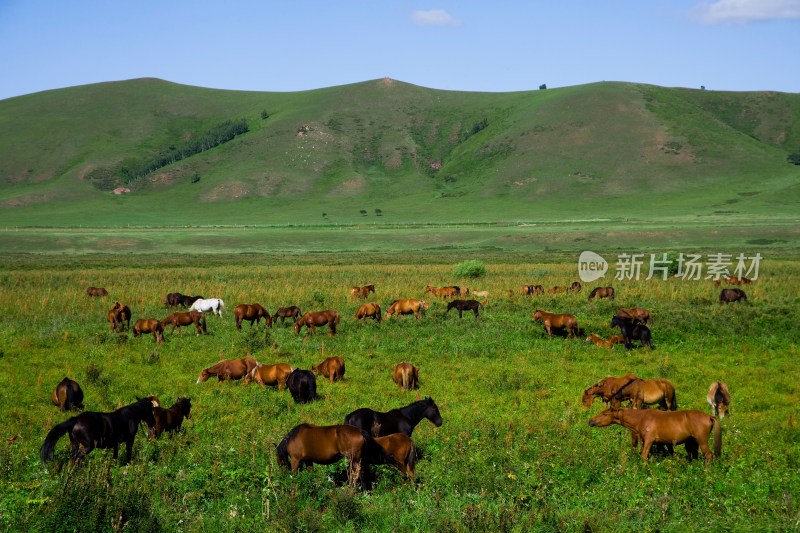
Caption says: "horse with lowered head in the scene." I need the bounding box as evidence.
[355,302,382,322]
[286,369,317,403]
[51,377,84,412]
[532,310,579,339]
[392,362,420,391]
[86,286,108,297]
[385,299,428,319]
[190,298,225,317]
[312,356,346,383]
[588,287,615,301]
[611,377,677,410]
[133,318,164,343]
[234,303,272,329]
[161,310,207,336]
[610,315,653,349]
[294,310,340,336]
[243,362,293,388]
[196,357,258,383]
[344,397,442,437]
[615,307,652,325]
[581,374,639,408]
[719,288,747,304]
[707,381,731,418]
[446,299,484,318]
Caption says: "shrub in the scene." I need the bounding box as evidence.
[454,260,486,278]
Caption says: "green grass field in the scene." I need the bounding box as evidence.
[0,254,797,531]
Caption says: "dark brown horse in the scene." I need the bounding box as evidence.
[275,306,302,325]
[719,288,747,304]
[446,299,484,318]
[351,284,376,299]
[243,362,293,388]
[312,356,346,383]
[294,310,340,336]
[392,362,419,391]
[532,310,579,338]
[107,302,131,332]
[610,316,653,349]
[344,397,443,437]
[385,299,428,319]
[286,369,317,403]
[374,433,417,482]
[146,397,191,439]
[581,374,639,408]
[164,292,203,308]
[707,381,731,418]
[355,302,382,322]
[86,286,108,297]
[588,287,615,301]
[570,281,582,293]
[196,357,258,383]
[51,377,84,412]
[589,408,722,463]
[161,311,207,336]
[234,303,272,329]
[133,318,164,343]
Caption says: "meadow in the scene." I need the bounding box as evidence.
[0,254,798,532]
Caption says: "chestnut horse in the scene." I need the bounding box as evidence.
[532,310,579,338]
[133,318,164,343]
[424,285,460,299]
[351,284,376,299]
[715,275,752,286]
[585,333,614,349]
[392,362,419,391]
[234,303,272,330]
[707,381,731,418]
[86,286,108,297]
[374,433,417,482]
[589,408,722,463]
[588,287,615,301]
[107,302,131,332]
[51,377,84,412]
[546,286,568,295]
[355,302,382,322]
[344,397,443,438]
[615,307,652,325]
[196,357,258,383]
[385,299,428,319]
[275,306,302,325]
[719,288,747,304]
[581,374,639,408]
[312,356,346,383]
[243,363,293,388]
[146,397,191,439]
[161,311,207,336]
[611,377,677,410]
[294,310,340,336]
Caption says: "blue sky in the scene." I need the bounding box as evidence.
[1,0,798,100]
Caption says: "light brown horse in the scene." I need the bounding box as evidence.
[196,356,258,383]
[424,285,459,299]
[707,381,731,418]
[234,303,272,330]
[589,408,722,463]
[351,284,375,299]
[374,433,417,482]
[615,307,652,325]
[531,310,579,338]
[611,378,677,410]
[385,299,428,319]
[86,286,108,297]
[581,374,639,408]
[715,275,752,286]
[133,318,164,343]
[588,287,615,301]
[146,398,191,439]
[51,377,84,412]
[161,311,207,336]
[607,335,626,345]
[355,302,382,322]
[392,362,419,391]
[585,333,614,349]
[294,310,340,336]
[312,356,346,383]
[243,363,293,388]
[107,302,131,332]
[547,286,568,295]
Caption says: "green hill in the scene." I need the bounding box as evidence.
[0,78,798,227]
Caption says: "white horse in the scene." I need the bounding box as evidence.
[190,298,225,317]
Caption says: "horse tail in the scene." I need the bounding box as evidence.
[406,439,417,476]
[712,416,722,459]
[670,386,678,410]
[402,369,410,391]
[65,383,76,411]
[40,418,77,462]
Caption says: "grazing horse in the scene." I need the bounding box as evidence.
[374,433,417,482]
[133,318,164,343]
[581,374,639,408]
[424,285,460,299]
[286,369,317,403]
[532,310,579,339]
[471,290,489,299]
[716,275,752,286]
[719,288,747,304]
[276,423,389,490]
[107,302,131,332]
[446,299,484,318]
[351,284,376,299]
[196,357,258,383]
[146,397,191,439]
[294,310,340,336]
[344,397,443,437]
[190,298,225,317]
[547,286,568,295]
[385,299,428,319]
[40,397,156,465]
[610,316,653,349]
[355,302,382,322]
[589,408,722,463]
[611,377,677,410]
[312,356,346,383]
[275,306,302,325]
[585,333,614,349]
[161,311,207,336]
[392,362,419,391]
[86,286,108,297]
[707,381,731,418]
[243,363,293,388]
[51,377,84,412]
[165,293,203,308]
[588,287,615,301]
[234,303,272,330]
[570,281,582,293]
[615,307,652,325]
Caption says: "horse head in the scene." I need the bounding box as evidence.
[588,408,620,427]
[424,398,443,427]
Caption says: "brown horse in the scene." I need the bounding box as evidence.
[312,356,346,383]
[86,286,108,297]
[607,335,626,345]
[243,363,293,388]
[716,275,752,286]
[294,310,340,336]
[196,356,258,383]
[585,333,614,349]
[374,433,417,482]
[588,287,615,301]
[351,284,376,299]
[385,299,428,319]
[547,286,568,295]
[133,318,164,343]
[570,281,582,293]
[392,362,419,391]
[589,408,722,463]
[107,302,131,332]
[581,374,639,408]
[615,307,652,325]
[611,378,677,410]
[355,302,382,322]
[532,310,579,338]
[719,288,747,304]
[51,377,84,411]
[146,397,191,439]
[707,381,731,418]
[424,285,459,299]
[234,303,272,330]
[275,306,302,326]
[161,311,207,336]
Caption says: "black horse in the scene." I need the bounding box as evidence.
[286,369,317,404]
[344,397,443,437]
[165,292,204,308]
[610,316,653,350]
[719,288,747,304]
[40,397,156,465]
[446,299,484,319]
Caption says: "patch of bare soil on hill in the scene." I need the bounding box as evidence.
[201,180,251,201]
[328,176,365,197]
[2,193,55,208]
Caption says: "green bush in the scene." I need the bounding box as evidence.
[453,260,486,278]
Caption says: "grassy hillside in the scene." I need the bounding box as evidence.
[0,78,798,227]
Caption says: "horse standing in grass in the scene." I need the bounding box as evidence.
[51,377,84,412]
[385,299,428,319]
[581,374,639,408]
[286,369,317,403]
[190,298,225,317]
[532,310,579,339]
[611,377,677,410]
[133,318,164,343]
[588,287,615,301]
[275,306,302,325]
[107,302,131,332]
[161,311,206,336]
[86,287,108,297]
[234,303,272,329]
[294,310,340,336]
[446,299,484,318]
[344,397,443,437]
[243,363,293,388]
[146,397,191,439]
[707,381,731,418]
[351,284,375,299]
[610,316,653,349]
[615,307,652,325]
[312,356,346,383]
[719,288,747,304]
[374,433,417,482]
[196,357,258,383]
[392,362,419,391]
[355,302,382,322]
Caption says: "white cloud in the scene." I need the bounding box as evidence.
[411,9,461,27]
[695,0,800,23]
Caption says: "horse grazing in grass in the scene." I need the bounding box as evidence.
[40,397,156,465]
[351,284,375,299]
[385,299,428,319]
[570,281,582,293]
[133,318,164,343]
[532,310,579,339]
[581,374,639,408]
[611,378,677,410]
[86,286,108,297]
[275,306,302,325]
[51,377,84,412]
[615,307,652,325]
[374,433,417,482]
[610,316,653,349]
[344,397,443,437]
[312,356,346,383]
[719,288,747,304]
[107,302,131,332]
[707,381,731,418]
[234,303,272,330]
[286,369,317,403]
[190,298,225,317]
[424,285,460,299]
[716,275,752,286]
[161,311,207,336]
[586,333,614,349]
[446,299,484,318]
[146,397,191,439]
[196,357,258,383]
[588,287,615,301]
[547,286,568,295]
[392,362,419,391]
[589,408,722,463]
[294,310,340,336]
[518,285,544,296]
[355,302,382,322]
[243,362,293,388]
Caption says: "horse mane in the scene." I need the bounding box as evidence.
[276,423,311,466]
[612,377,639,400]
[588,287,600,298]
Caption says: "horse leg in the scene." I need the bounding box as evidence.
[640,437,654,461]
[685,438,699,461]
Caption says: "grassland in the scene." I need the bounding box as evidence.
[0,253,798,531]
